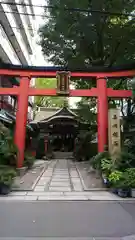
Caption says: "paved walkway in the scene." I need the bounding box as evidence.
[34,159,83,192]
[0,159,135,201]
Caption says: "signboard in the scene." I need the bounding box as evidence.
[108,108,121,157]
[56,71,70,95]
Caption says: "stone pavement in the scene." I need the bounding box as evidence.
[0,159,135,201]
[34,159,83,192]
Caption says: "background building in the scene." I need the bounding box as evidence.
[0,0,43,122]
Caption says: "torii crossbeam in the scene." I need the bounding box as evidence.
[0,65,133,168]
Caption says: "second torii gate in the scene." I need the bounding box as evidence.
[0,65,133,168]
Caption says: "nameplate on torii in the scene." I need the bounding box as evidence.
[56,71,70,95]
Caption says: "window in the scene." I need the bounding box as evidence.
[1,3,31,64]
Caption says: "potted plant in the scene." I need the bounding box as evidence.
[101,157,115,175]
[108,171,121,194]
[116,180,130,198]
[0,166,17,195]
[125,168,135,197]
[108,171,129,197]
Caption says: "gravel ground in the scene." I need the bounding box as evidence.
[12,160,49,191]
[75,161,104,190]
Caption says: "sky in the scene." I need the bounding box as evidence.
[32,0,81,107]
[32,0,48,66]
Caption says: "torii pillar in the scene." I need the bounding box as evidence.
[14,77,30,168]
[97,77,108,152]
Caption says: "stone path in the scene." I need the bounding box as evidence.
[34,159,83,192]
[0,159,135,201]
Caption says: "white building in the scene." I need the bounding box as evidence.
[0,0,42,120]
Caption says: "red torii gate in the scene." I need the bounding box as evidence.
[0,66,133,168]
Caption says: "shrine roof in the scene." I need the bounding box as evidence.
[30,107,78,124]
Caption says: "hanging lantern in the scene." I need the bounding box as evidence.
[56,71,70,95]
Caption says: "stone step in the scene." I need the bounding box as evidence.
[53,152,73,159]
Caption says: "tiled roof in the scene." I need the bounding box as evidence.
[33,109,58,123]
[0,110,33,131]
[30,107,77,124]
[0,110,12,123]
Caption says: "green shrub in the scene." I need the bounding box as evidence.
[0,166,17,186]
[108,171,123,183]
[0,125,18,167]
[24,152,36,169]
[115,151,135,171]
[101,158,116,176]
[108,171,127,189]
[90,151,109,170]
[125,168,135,188]
[124,140,135,156]
[74,132,97,161]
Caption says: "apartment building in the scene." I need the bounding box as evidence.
[0,0,40,122]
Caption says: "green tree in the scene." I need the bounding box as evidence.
[39,0,135,122]
[75,98,96,123]
[35,78,68,107]
[39,0,135,68]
